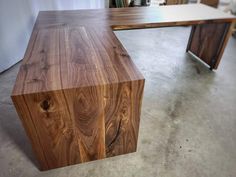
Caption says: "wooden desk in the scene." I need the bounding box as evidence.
[11,4,236,170]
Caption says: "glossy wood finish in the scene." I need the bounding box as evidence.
[12,80,144,170]
[12,26,144,95]
[12,25,145,170]
[11,4,235,170]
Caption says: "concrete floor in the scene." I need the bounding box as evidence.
[0,27,236,177]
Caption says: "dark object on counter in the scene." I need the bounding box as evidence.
[142,0,151,6]
[110,0,150,7]
[110,0,130,8]
[200,0,219,8]
[160,0,188,5]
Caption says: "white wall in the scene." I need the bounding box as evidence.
[0,0,106,73]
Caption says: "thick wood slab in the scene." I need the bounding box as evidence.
[12,26,144,95]
[11,4,235,170]
[12,80,144,170]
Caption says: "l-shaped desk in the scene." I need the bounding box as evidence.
[11,4,236,170]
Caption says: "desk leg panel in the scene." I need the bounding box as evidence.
[11,79,144,170]
[187,22,233,69]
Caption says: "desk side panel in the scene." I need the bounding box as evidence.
[12,78,144,170]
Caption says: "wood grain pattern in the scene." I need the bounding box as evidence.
[105,80,144,157]
[11,23,145,170]
[186,22,233,69]
[12,81,144,170]
[11,4,235,170]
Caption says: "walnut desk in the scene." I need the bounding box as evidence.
[11,4,236,170]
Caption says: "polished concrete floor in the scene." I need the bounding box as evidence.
[0,27,236,177]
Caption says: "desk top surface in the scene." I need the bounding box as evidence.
[12,4,236,95]
[36,4,236,29]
